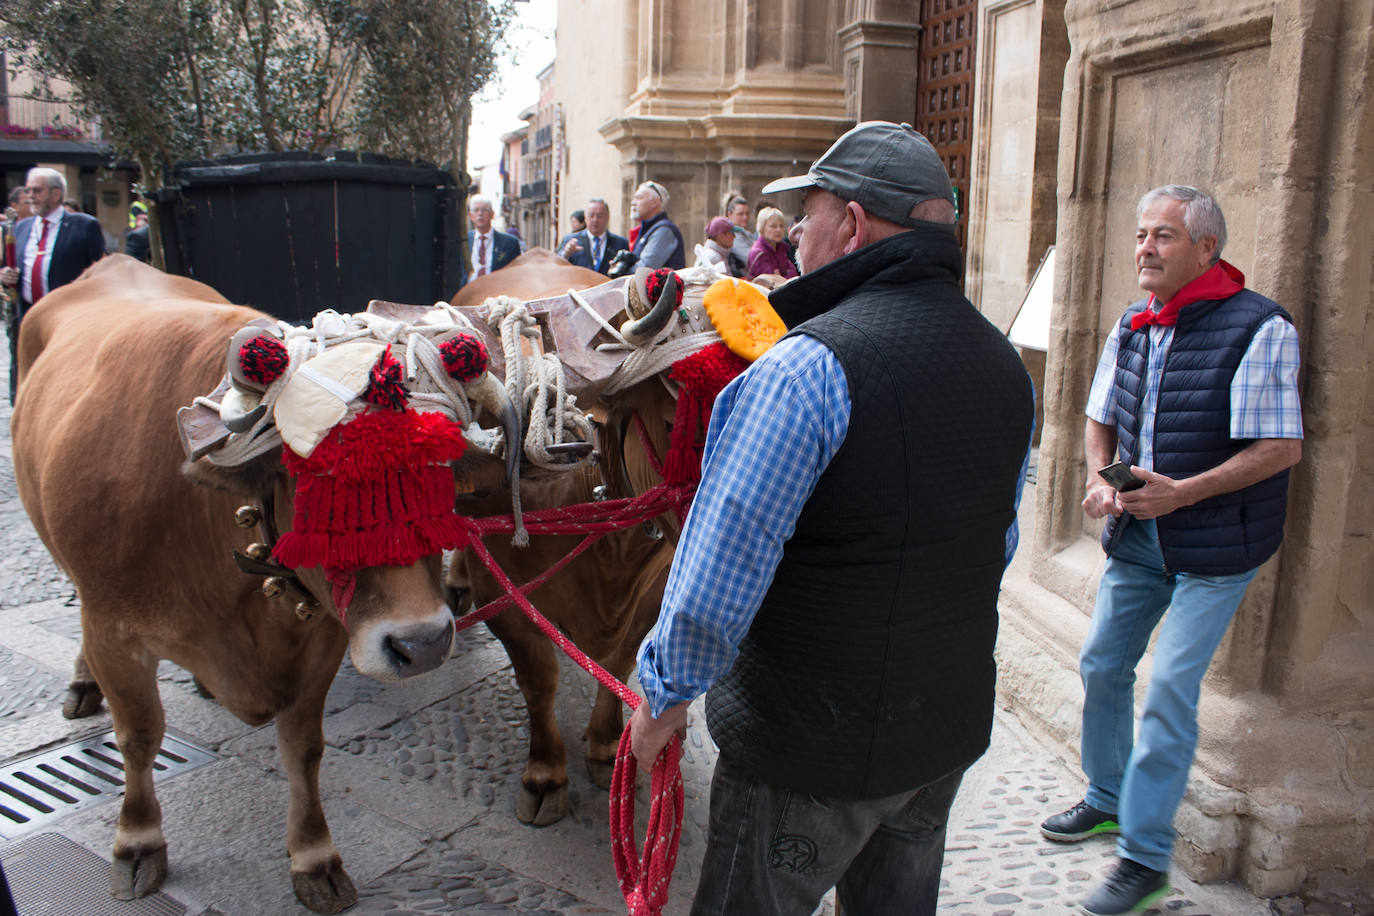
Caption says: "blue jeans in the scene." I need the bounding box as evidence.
[1080,518,1257,873]
[691,755,965,915]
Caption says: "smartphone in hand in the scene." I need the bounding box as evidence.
[1098,460,1145,492]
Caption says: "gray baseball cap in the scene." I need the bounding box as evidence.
[762,121,954,227]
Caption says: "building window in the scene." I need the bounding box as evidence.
[950,120,958,141]
[929,90,938,113]
[952,85,961,107]
[955,49,963,71]
[941,87,948,110]
[943,53,950,75]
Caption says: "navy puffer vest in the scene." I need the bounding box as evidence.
[704,229,1034,799]
[1105,289,1293,575]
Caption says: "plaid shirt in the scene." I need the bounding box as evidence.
[637,334,1030,717]
[1086,314,1303,470]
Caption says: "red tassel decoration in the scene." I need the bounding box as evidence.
[440,333,489,382]
[363,344,409,410]
[273,409,469,578]
[239,335,289,386]
[663,342,749,486]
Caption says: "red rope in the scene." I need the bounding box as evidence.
[453,481,695,915]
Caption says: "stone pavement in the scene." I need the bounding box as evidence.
[0,346,1272,915]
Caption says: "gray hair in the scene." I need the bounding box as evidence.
[586,197,609,210]
[468,195,493,212]
[27,167,67,195]
[1137,185,1226,263]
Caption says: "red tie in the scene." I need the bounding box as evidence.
[477,235,488,277]
[30,218,50,303]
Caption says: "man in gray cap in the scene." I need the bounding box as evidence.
[629,121,1035,913]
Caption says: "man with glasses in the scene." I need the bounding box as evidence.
[0,167,106,403]
[558,198,628,275]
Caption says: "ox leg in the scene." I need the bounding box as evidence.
[486,609,569,827]
[276,655,357,914]
[62,640,105,719]
[585,563,670,789]
[80,636,168,900]
[585,681,630,791]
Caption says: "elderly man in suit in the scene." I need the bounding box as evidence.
[1,167,106,403]
[558,198,628,275]
[465,196,520,284]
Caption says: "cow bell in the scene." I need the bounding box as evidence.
[245,542,271,560]
[295,601,318,622]
[262,576,287,599]
[234,505,261,528]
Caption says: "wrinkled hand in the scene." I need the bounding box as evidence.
[0,267,17,287]
[1117,466,1188,520]
[629,699,689,775]
[1082,482,1122,519]
[561,238,583,259]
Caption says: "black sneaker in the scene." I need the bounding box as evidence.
[1040,800,1120,841]
[1080,858,1168,915]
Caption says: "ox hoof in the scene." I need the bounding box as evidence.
[292,863,358,914]
[62,680,104,719]
[110,844,167,900]
[586,756,615,791]
[515,782,569,827]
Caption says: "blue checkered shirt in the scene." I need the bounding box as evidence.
[637,335,1030,717]
[1085,314,1303,470]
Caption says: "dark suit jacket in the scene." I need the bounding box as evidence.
[13,211,106,307]
[563,230,629,274]
[465,229,521,284]
[125,226,151,263]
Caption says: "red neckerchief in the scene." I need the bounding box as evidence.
[1132,259,1245,330]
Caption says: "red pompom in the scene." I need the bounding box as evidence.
[239,335,289,386]
[644,269,684,309]
[439,333,489,383]
[363,344,409,410]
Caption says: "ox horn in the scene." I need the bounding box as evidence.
[620,269,680,346]
[463,372,523,483]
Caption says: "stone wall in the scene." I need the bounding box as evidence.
[985,0,1374,903]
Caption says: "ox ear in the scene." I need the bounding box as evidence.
[181,449,286,501]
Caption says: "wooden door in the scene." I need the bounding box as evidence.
[916,0,976,249]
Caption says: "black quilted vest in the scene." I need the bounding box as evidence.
[704,229,1034,799]
[1104,289,1293,575]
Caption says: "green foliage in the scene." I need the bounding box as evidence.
[0,0,513,188]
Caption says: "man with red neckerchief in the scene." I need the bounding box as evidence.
[1041,185,1303,916]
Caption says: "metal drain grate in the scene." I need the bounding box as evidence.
[0,732,216,840]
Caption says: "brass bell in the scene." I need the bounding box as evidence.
[234,505,261,528]
[295,601,318,622]
[245,542,271,560]
[262,576,287,599]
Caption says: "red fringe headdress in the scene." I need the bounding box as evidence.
[272,408,468,610]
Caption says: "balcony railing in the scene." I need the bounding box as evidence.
[518,180,549,202]
[0,94,102,142]
[534,126,552,150]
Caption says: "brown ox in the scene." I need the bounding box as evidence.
[12,255,496,913]
[448,250,682,824]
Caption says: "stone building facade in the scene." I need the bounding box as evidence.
[555,1,941,242]
[968,0,1374,904]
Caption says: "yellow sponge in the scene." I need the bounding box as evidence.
[703,277,787,362]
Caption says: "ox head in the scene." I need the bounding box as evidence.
[187,315,524,682]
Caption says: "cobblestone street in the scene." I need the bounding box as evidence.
[0,344,1272,915]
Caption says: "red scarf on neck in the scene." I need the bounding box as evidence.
[1132,260,1245,330]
